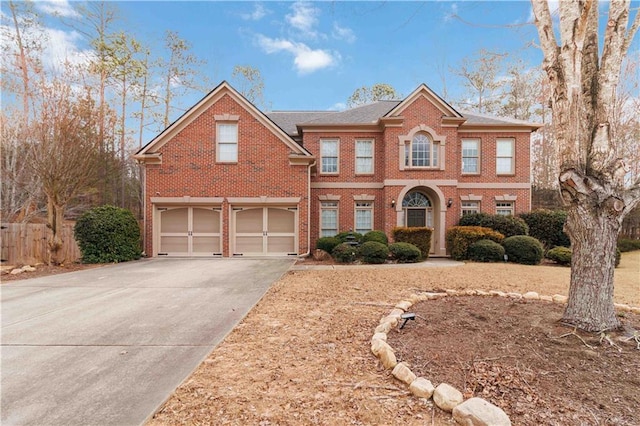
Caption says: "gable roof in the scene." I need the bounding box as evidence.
[135,81,312,163]
[385,84,463,119]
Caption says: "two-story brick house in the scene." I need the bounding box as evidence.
[135,81,540,257]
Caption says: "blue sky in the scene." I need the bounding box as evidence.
[4,1,638,120]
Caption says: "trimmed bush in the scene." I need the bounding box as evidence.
[389,242,422,263]
[335,231,363,245]
[618,238,640,252]
[458,213,529,238]
[74,205,141,264]
[468,239,505,263]
[445,226,505,261]
[392,227,432,259]
[316,236,339,253]
[546,246,572,266]
[332,242,359,263]
[544,246,622,268]
[519,209,570,249]
[502,235,544,265]
[359,241,389,264]
[362,230,388,245]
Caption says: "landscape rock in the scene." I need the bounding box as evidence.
[475,290,490,296]
[409,377,435,399]
[539,295,553,302]
[380,315,399,327]
[371,338,391,356]
[506,292,522,299]
[614,303,631,312]
[395,300,412,311]
[21,265,36,272]
[392,362,416,385]
[375,321,394,334]
[489,290,506,297]
[433,383,464,412]
[522,291,539,300]
[424,292,448,299]
[371,332,387,342]
[10,268,23,275]
[446,289,459,296]
[312,249,331,261]
[452,397,511,426]
[408,294,421,304]
[552,294,568,304]
[389,308,405,318]
[631,307,640,315]
[378,345,397,369]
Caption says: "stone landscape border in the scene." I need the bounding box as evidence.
[370,289,640,426]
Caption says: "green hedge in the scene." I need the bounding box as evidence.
[316,237,340,253]
[546,246,572,266]
[519,209,570,249]
[389,242,422,263]
[335,231,363,245]
[446,226,505,261]
[359,241,389,264]
[458,212,529,238]
[362,230,388,245]
[392,227,432,260]
[617,238,640,252]
[468,239,505,263]
[74,205,142,264]
[332,242,359,263]
[502,235,544,265]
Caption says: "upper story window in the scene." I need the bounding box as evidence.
[355,140,374,174]
[405,133,438,168]
[496,138,515,175]
[462,139,480,174]
[320,139,339,174]
[217,123,238,162]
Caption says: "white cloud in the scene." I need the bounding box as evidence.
[329,102,346,111]
[242,3,269,21]
[332,23,355,44]
[528,1,559,22]
[286,2,320,38]
[42,27,93,71]
[256,35,338,74]
[36,0,81,18]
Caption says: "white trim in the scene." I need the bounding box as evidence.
[226,196,301,204]
[459,194,483,201]
[151,196,224,204]
[318,194,341,201]
[457,183,530,189]
[311,182,385,189]
[353,194,375,201]
[398,124,446,171]
[384,179,458,187]
[494,194,518,201]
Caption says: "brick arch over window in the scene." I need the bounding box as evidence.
[398,125,446,171]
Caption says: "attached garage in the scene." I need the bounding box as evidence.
[231,206,298,256]
[152,197,224,257]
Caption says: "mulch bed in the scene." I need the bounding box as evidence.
[388,295,640,425]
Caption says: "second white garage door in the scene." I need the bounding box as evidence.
[232,206,297,256]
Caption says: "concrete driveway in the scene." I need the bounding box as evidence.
[1,258,293,425]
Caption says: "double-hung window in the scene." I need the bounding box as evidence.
[405,133,438,168]
[320,202,339,237]
[462,139,480,174]
[355,140,374,174]
[496,202,514,216]
[461,201,480,216]
[217,123,238,162]
[496,138,514,175]
[354,202,373,234]
[321,139,339,174]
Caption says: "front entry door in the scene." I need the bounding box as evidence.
[402,191,435,253]
[406,209,427,227]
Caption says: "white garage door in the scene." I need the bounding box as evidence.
[158,206,222,256]
[233,206,297,256]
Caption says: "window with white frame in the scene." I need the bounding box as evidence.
[355,140,374,174]
[354,202,373,233]
[462,139,480,174]
[496,138,514,174]
[496,201,514,216]
[405,133,438,168]
[461,201,480,216]
[320,139,339,174]
[217,123,238,162]
[320,201,339,237]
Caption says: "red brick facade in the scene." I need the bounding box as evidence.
[136,82,539,257]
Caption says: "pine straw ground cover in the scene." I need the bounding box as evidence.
[149,252,640,426]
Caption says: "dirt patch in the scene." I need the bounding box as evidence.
[388,296,640,425]
[148,252,640,425]
[1,263,105,282]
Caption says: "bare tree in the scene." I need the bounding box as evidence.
[232,65,265,107]
[25,76,102,264]
[532,0,640,331]
[347,83,401,108]
[452,48,507,114]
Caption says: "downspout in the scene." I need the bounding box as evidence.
[303,160,317,257]
[140,161,147,257]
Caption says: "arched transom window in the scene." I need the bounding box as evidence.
[402,191,432,207]
[405,133,438,168]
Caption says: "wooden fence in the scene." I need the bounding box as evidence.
[0,223,81,265]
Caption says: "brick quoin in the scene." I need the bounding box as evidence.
[136,83,539,258]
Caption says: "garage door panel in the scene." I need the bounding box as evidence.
[192,208,220,233]
[267,208,295,233]
[235,236,263,253]
[236,209,263,233]
[192,236,220,254]
[266,236,295,254]
[160,208,188,233]
[160,236,188,254]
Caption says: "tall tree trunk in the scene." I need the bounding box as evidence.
[46,197,66,266]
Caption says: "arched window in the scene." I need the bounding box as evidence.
[402,191,433,228]
[402,191,432,208]
[405,133,438,167]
